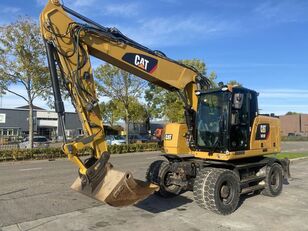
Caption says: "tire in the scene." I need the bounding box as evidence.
[261,163,283,197]
[193,168,240,215]
[146,160,181,198]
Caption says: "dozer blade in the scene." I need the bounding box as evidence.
[71,163,159,207]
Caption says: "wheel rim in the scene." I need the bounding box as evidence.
[161,167,180,193]
[219,180,235,205]
[163,172,178,190]
[270,167,281,192]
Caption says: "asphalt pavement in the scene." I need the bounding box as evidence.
[0,142,308,230]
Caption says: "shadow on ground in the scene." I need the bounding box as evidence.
[237,178,292,211]
[135,194,193,213]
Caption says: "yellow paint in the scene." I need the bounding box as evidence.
[40,1,201,171]
[40,1,281,171]
[163,123,191,154]
[163,115,280,161]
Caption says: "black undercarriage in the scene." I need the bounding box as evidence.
[146,154,290,215]
[161,154,290,193]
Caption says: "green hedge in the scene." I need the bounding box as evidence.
[0,143,160,162]
[107,143,159,154]
[281,136,308,142]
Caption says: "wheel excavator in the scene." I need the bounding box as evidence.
[40,0,290,215]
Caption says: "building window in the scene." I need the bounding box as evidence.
[13,129,19,136]
[65,129,74,137]
[8,129,13,136]
[78,129,84,135]
[0,128,21,137]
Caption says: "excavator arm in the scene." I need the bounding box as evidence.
[40,0,210,206]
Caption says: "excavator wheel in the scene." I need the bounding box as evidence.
[193,168,240,215]
[146,160,181,198]
[261,163,283,197]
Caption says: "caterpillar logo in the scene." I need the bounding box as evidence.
[165,134,173,140]
[122,53,158,73]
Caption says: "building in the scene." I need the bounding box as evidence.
[118,121,165,136]
[0,106,120,143]
[279,114,308,136]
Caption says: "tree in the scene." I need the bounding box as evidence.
[227,80,242,87]
[145,59,213,122]
[100,98,148,128]
[144,82,165,119]
[95,64,146,143]
[209,72,218,87]
[99,101,120,128]
[126,98,148,124]
[0,18,49,148]
[286,112,299,115]
[179,59,217,86]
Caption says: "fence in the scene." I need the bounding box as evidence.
[0,144,19,150]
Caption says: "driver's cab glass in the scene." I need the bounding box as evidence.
[196,92,229,150]
[230,91,250,151]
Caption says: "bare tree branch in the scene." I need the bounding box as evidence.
[3,87,29,103]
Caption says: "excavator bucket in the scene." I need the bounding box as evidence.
[71,163,159,206]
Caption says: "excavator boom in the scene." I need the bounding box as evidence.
[40,0,210,206]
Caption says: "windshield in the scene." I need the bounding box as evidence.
[33,137,48,142]
[196,91,229,150]
[114,135,125,140]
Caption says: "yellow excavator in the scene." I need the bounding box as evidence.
[40,0,290,215]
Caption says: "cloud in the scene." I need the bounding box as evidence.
[0,7,21,14]
[34,0,240,47]
[36,0,47,6]
[41,1,140,18]
[261,104,308,108]
[254,0,308,23]
[73,0,96,7]
[259,89,308,98]
[258,89,308,114]
[36,0,96,10]
[211,63,298,69]
[104,3,139,17]
[259,104,308,115]
[120,16,239,47]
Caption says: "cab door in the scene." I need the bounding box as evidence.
[229,90,257,151]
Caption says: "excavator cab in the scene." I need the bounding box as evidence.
[196,86,259,153]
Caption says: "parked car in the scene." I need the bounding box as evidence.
[19,136,50,149]
[105,135,126,145]
[128,134,150,143]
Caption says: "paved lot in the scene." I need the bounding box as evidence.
[0,145,308,230]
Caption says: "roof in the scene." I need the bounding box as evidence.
[16,105,46,110]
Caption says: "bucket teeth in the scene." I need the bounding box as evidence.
[71,164,159,206]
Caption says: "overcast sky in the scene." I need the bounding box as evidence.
[0,0,307,115]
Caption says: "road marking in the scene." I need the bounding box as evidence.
[18,167,42,172]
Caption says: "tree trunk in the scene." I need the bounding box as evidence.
[28,101,34,149]
[125,107,129,145]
